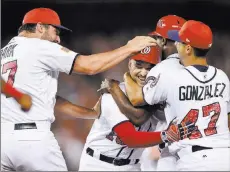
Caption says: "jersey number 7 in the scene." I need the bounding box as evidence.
[181,102,220,139]
[2,60,18,98]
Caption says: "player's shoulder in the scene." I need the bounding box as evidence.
[15,36,61,50]
[157,53,181,68]
[148,54,182,75]
[215,67,229,80]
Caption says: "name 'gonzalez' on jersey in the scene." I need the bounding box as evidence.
[143,65,230,149]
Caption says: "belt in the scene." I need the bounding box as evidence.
[192,145,213,152]
[86,147,139,166]
[14,123,37,130]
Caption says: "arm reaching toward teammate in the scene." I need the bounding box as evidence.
[98,79,157,126]
[73,36,157,75]
[55,96,101,119]
[113,120,195,148]
[1,79,32,111]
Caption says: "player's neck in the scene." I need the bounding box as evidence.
[18,31,41,39]
[183,56,208,67]
[164,46,177,58]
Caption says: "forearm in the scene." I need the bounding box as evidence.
[55,96,99,119]
[109,84,151,126]
[73,46,132,75]
[114,121,163,148]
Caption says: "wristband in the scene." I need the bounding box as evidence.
[160,131,169,143]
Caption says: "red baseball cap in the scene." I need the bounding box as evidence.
[131,46,161,65]
[22,8,72,32]
[167,20,213,49]
[149,15,186,40]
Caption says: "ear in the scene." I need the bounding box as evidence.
[36,23,45,33]
[162,38,167,46]
[185,45,193,55]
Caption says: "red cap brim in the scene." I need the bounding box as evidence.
[148,31,161,37]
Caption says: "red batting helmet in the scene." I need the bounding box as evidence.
[149,15,186,40]
[131,46,161,65]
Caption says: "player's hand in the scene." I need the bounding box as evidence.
[160,118,195,143]
[97,78,120,94]
[16,94,32,111]
[126,36,158,53]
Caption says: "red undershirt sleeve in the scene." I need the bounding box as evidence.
[113,121,163,148]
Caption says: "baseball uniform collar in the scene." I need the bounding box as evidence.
[166,53,179,59]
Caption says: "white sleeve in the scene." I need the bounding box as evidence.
[36,41,78,74]
[228,102,230,115]
[143,65,168,105]
[101,93,129,128]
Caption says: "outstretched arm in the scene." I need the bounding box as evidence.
[55,96,101,119]
[72,36,157,75]
[113,120,195,148]
[1,79,32,111]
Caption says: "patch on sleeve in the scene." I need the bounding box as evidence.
[145,74,161,88]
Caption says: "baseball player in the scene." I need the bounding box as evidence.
[1,7,156,171]
[1,79,32,111]
[124,20,230,171]
[78,46,195,171]
[105,15,187,171]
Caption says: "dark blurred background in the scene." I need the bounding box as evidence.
[2,0,230,171]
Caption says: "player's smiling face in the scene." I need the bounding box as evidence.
[41,25,61,44]
[128,59,155,86]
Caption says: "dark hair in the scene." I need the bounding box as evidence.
[192,47,210,57]
[165,38,175,45]
[18,23,50,34]
[150,35,176,45]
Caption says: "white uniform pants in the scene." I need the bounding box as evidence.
[177,147,230,171]
[157,147,178,171]
[79,149,141,171]
[1,122,67,171]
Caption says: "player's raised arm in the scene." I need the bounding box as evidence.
[72,36,157,75]
[1,79,32,111]
[55,96,101,119]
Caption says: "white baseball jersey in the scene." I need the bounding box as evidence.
[84,82,159,160]
[1,36,77,123]
[150,53,184,125]
[143,65,230,148]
